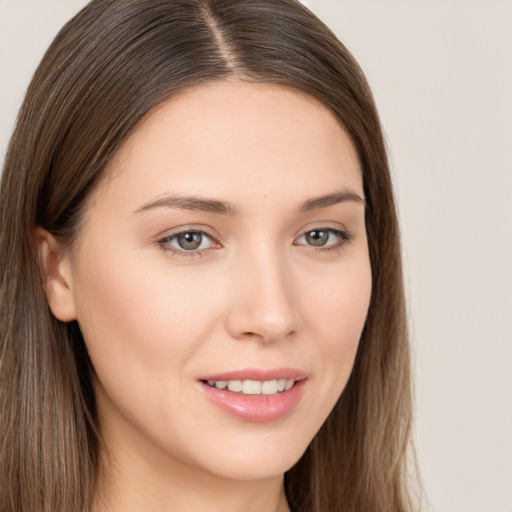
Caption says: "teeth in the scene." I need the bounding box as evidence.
[227,380,242,392]
[261,380,278,395]
[206,378,297,395]
[242,380,262,394]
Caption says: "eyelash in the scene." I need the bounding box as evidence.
[294,228,354,253]
[157,227,354,258]
[157,228,219,259]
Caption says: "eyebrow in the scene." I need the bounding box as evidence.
[133,194,240,216]
[133,189,365,216]
[297,190,365,213]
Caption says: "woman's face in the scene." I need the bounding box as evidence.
[54,81,371,481]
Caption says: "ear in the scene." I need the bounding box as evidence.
[34,228,77,322]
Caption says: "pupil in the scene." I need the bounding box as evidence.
[306,230,328,246]
[178,232,202,250]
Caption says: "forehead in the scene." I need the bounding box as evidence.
[93,80,362,214]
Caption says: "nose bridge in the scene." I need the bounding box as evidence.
[226,239,298,342]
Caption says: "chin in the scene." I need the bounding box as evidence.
[203,451,302,482]
[185,427,313,482]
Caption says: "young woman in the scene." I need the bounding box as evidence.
[0,1,415,511]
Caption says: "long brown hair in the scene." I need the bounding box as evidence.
[0,1,415,510]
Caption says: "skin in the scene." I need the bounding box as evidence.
[40,81,372,512]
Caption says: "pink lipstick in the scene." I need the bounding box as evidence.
[197,367,307,422]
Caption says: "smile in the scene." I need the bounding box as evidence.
[198,368,308,422]
[205,379,296,395]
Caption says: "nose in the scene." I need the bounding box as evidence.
[225,245,299,344]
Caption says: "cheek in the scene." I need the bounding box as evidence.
[299,256,372,406]
[71,243,221,405]
[75,252,215,359]
[71,247,230,463]
[305,255,371,347]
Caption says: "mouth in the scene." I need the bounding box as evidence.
[197,368,308,422]
[202,378,297,396]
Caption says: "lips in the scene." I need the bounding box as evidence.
[197,368,308,422]
[200,368,308,382]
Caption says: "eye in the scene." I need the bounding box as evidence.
[158,229,217,255]
[295,228,353,250]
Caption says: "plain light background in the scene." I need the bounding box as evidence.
[1,1,511,511]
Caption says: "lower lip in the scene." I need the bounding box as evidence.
[198,379,307,422]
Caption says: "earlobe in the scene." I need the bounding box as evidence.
[34,228,77,322]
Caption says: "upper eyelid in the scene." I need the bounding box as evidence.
[294,224,350,239]
[297,220,349,232]
[157,225,219,241]
[294,227,351,243]
[157,224,349,238]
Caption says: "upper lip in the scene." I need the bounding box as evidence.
[199,367,308,382]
